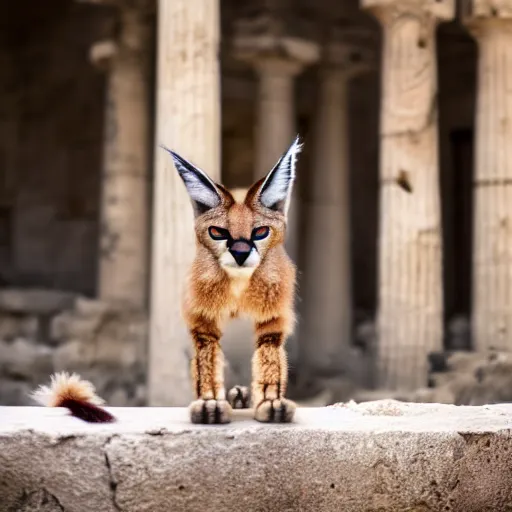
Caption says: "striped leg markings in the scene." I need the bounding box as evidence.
[188,319,231,424]
[251,327,296,423]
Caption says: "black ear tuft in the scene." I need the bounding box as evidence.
[160,144,221,216]
[258,135,302,216]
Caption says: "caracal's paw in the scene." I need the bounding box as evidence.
[189,399,232,424]
[254,397,296,423]
[227,385,251,409]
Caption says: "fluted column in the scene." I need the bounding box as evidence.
[234,34,319,263]
[92,4,152,308]
[253,58,303,180]
[463,1,512,353]
[362,0,454,390]
[148,0,221,405]
[300,42,372,373]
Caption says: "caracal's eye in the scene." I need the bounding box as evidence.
[209,226,229,240]
[252,226,270,241]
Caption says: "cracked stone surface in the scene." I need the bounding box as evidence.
[1,401,512,511]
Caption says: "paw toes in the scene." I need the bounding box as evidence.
[254,398,296,423]
[189,399,232,424]
[227,385,250,409]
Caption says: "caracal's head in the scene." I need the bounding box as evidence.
[162,136,302,278]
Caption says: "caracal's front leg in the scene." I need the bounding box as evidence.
[251,317,296,423]
[187,315,231,424]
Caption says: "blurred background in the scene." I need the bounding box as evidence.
[0,0,510,409]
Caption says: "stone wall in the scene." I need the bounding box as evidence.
[0,1,113,295]
[0,289,147,406]
[0,286,258,407]
[0,285,508,408]
[352,347,512,409]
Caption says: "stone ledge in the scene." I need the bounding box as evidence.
[1,401,512,512]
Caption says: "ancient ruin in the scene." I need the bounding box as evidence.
[1,0,512,409]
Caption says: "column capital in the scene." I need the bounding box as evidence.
[233,13,320,74]
[361,0,455,23]
[320,44,376,80]
[89,6,152,71]
[90,39,118,70]
[462,0,512,18]
[462,0,512,35]
[321,28,377,76]
[234,34,320,74]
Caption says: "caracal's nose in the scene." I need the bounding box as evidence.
[229,240,252,266]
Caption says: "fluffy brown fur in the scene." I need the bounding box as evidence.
[165,137,302,424]
[31,372,115,423]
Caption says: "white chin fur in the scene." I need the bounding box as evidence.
[220,249,260,276]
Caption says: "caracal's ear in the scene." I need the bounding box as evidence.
[257,135,302,217]
[160,145,222,217]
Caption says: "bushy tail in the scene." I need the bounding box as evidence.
[31,372,116,423]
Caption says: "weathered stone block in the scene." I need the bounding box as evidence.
[0,380,33,405]
[74,297,144,317]
[0,315,40,342]
[19,316,40,339]
[1,402,512,511]
[0,315,22,341]
[92,316,147,368]
[48,312,70,341]
[108,387,129,407]
[93,336,142,368]
[134,384,146,405]
[0,289,76,315]
[52,340,94,372]
[50,312,103,342]
[73,297,111,317]
[0,338,53,380]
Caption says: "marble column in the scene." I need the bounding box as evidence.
[362,0,454,390]
[300,41,372,374]
[148,0,221,405]
[463,1,512,353]
[92,4,152,309]
[234,34,319,263]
